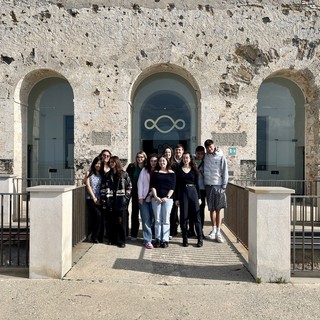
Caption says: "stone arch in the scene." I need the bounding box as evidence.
[129,63,201,158]
[130,63,201,102]
[13,69,73,180]
[258,68,320,180]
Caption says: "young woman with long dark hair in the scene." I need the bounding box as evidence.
[100,156,132,248]
[175,152,203,247]
[84,156,104,243]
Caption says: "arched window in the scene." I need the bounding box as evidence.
[132,72,197,155]
[257,77,305,181]
[28,77,74,180]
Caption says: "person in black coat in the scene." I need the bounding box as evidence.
[175,152,203,247]
[100,156,132,248]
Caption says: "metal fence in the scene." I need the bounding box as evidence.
[224,183,248,249]
[72,186,87,246]
[226,180,320,276]
[0,193,29,267]
[11,178,87,246]
[291,195,320,276]
[1,180,87,269]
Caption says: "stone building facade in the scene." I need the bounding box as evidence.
[1,0,320,182]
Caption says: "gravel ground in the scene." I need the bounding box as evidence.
[1,225,320,320]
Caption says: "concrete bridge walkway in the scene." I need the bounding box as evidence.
[67,224,252,285]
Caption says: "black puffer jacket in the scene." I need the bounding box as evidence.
[100,170,132,214]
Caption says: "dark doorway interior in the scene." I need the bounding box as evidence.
[142,140,188,157]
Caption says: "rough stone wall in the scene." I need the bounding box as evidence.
[1,0,320,179]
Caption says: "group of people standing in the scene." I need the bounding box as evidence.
[84,139,229,249]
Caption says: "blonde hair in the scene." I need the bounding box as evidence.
[135,151,147,166]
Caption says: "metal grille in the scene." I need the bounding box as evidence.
[224,183,248,249]
[72,186,87,246]
[0,193,29,267]
[226,180,320,277]
[291,195,320,276]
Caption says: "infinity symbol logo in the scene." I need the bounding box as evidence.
[144,115,186,133]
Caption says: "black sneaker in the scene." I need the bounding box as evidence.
[161,241,169,248]
[154,239,161,248]
[183,238,189,247]
[197,240,203,247]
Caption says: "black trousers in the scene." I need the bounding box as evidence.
[189,189,206,234]
[179,186,202,240]
[130,191,140,238]
[109,209,127,245]
[86,199,104,242]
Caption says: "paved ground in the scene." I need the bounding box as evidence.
[1,223,320,319]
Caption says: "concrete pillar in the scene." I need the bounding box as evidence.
[0,175,17,224]
[247,186,294,283]
[27,185,75,279]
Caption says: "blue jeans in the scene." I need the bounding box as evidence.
[139,200,153,243]
[152,198,173,243]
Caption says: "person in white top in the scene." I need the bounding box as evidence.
[203,139,229,243]
[137,154,158,249]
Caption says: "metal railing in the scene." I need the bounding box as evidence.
[1,181,87,268]
[224,183,249,249]
[11,178,86,246]
[0,193,29,267]
[72,186,87,246]
[291,195,320,276]
[226,180,320,276]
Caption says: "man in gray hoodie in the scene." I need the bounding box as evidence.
[203,139,229,243]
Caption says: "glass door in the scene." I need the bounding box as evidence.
[132,72,197,156]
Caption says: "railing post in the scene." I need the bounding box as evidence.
[246,186,294,283]
[316,177,320,211]
[27,185,75,279]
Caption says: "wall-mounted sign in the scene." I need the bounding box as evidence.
[228,147,236,156]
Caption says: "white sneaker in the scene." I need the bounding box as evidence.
[215,233,224,243]
[206,230,215,240]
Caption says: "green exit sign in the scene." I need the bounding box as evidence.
[229,147,236,155]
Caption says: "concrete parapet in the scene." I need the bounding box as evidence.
[27,185,76,279]
[247,186,294,283]
[0,174,17,193]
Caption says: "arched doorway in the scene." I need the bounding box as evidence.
[132,72,198,156]
[27,77,74,180]
[257,77,305,182]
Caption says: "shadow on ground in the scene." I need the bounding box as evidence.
[112,257,253,282]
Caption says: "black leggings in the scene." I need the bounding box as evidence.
[86,199,104,242]
[179,186,202,240]
[130,191,140,238]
